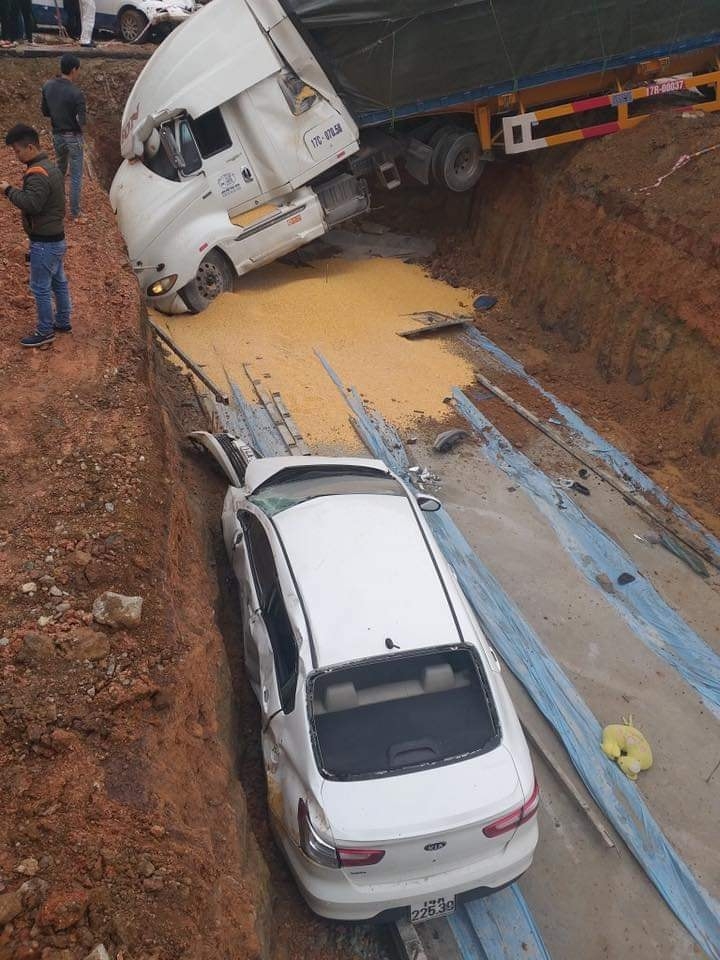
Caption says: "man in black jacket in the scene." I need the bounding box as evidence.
[42,54,87,222]
[1,124,72,348]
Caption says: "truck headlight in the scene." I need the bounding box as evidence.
[147,275,178,296]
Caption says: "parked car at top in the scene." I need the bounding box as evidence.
[192,433,539,923]
[32,0,195,43]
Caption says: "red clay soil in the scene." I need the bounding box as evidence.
[0,57,142,187]
[383,110,720,533]
[0,135,382,960]
[0,131,273,958]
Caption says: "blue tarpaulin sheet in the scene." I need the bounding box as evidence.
[454,387,720,720]
[450,887,552,960]
[465,328,720,565]
[316,354,720,960]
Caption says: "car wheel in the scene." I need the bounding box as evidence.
[118,8,148,42]
[179,250,235,314]
[435,130,486,193]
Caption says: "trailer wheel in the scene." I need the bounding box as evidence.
[435,131,486,193]
[179,250,235,314]
[429,126,463,184]
[118,7,148,42]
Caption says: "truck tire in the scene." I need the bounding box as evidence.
[429,126,463,184]
[179,250,234,314]
[435,130,486,193]
[118,8,148,42]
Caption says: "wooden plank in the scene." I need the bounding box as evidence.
[474,371,720,572]
[394,919,430,960]
[244,365,299,453]
[146,316,229,404]
[521,720,616,850]
[398,316,470,339]
[272,392,310,456]
[244,365,285,427]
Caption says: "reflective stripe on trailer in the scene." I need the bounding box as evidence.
[503,67,720,154]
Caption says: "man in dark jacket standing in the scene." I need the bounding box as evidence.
[42,54,86,222]
[1,124,72,347]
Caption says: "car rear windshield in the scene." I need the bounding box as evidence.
[308,647,500,781]
[249,467,402,517]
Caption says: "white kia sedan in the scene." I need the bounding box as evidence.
[193,435,539,922]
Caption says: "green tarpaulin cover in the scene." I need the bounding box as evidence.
[283,1,720,120]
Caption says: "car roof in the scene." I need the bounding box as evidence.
[272,492,461,667]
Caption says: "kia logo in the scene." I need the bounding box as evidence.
[424,841,446,851]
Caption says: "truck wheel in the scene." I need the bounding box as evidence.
[435,131,486,193]
[179,251,234,314]
[429,126,463,184]
[118,8,148,42]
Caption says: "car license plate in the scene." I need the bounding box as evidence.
[409,896,456,923]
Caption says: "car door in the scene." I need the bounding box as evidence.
[236,510,288,722]
[231,511,263,697]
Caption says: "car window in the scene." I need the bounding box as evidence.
[243,514,298,712]
[308,647,500,780]
[244,514,275,608]
[265,583,299,710]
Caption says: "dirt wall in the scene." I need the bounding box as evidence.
[0,129,272,958]
[432,113,720,457]
[0,58,141,187]
[373,110,720,523]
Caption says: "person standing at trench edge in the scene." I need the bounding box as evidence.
[0,124,72,348]
[42,53,87,223]
[78,0,96,47]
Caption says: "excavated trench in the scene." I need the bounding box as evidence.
[83,70,720,953]
[379,109,720,529]
[3,51,719,960]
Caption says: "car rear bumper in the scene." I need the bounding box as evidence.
[276,819,538,922]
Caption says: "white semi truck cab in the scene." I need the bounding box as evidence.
[110,0,370,313]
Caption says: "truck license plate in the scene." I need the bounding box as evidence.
[409,896,456,923]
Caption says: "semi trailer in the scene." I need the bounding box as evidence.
[110,0,720,314]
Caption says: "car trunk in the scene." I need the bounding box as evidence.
[310,646,521,884]
[319,746,522,885]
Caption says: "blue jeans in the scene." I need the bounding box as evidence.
[29,240,71,336]
[53,133,83,219]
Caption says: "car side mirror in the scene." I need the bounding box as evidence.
[417,494,441,513]
[232,530,244,549]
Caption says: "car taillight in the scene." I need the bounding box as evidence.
[297,800,386,869]
[483,777,540,839]
[298,798,340,869]
[337,847,386,867]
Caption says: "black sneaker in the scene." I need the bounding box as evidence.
[54,324,72,333]
[21,331,55,348]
